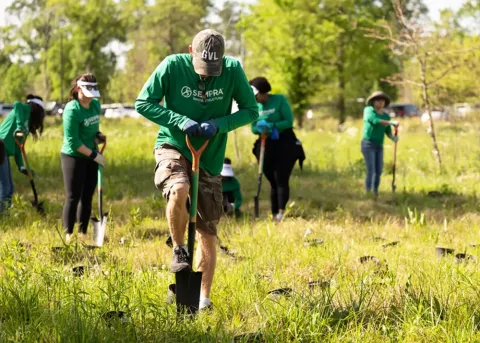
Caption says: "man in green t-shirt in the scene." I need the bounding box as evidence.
[135,29,258,310]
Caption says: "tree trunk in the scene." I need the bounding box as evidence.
[420,55,442,168]
[336,34,346,131]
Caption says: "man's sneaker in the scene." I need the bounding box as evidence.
[65,234,72,244]
[170,246,190,272]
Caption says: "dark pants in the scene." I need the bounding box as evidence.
[0,156,14,213]
[361,140,383,195]
[253,129,302,215]
[61,153,98,234]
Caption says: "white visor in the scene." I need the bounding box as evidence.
[27,98,45,109]
[77,81,101,98]
[251,86,259,96]
[221,164,234,177]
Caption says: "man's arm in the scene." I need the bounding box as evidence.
[14,102,29,135]
[215,62,259,133]
[135,57,190,130]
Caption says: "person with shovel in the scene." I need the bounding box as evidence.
[61,73,106,243]
[361,91,399,198]
[250,77,305,222]
[136,29,258,312]
[221,158,243,216]
[0,94,45,213]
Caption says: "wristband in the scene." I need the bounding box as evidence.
[89,151,98,160]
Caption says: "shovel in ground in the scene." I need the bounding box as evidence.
[14,132,45,215]
[254,132,267,218]
[392,124,399,193]
[91,136,107,247]
[175,136,208,316]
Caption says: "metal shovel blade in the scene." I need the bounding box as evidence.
[175,269,202,316]
[91,214,108,247]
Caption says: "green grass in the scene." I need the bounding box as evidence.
[1,115,480,342]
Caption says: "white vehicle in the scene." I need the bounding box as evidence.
[103,104,140,118]
[0,103,14,116]
[421,110,450,123]
[453,102,480,117]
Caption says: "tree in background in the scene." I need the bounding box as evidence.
[367,0,480,169]
[107,0,212,103]
[240,0,410,128]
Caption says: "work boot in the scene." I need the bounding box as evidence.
[170,246,190,272]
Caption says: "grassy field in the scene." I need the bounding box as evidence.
[1,115,480,342]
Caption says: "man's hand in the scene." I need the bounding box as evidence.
[389,135,399,143]
[95,131,106,144]
[20,166,34,177]
[389,120,399,127]
[200,120,218,140]
[181,119,202,137]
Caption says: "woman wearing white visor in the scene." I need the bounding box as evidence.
[61,73,106,243]
[0,94,45,213]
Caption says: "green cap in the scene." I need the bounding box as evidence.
[191,29,225,76]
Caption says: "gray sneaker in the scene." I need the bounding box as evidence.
[170,246,190,272]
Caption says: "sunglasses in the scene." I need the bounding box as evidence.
[82,85,98,91]
[197,80,207,105]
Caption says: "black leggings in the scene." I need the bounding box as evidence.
[61,153,98,234]
[263,153,296,215]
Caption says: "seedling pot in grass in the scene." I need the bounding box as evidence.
[455,253,476,264]
[304,238,324,247]
[359,256,381,264]
[436,247,454,257]
[102,311,129,326]
[308,280,330,290]
[382,241,399,248]
[268,287,293,298]
[72,266,85,277]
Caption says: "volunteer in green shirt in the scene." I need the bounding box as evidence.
[361,91,399,197]
[135,29,258,310]
[61,73,106,243]
[221,158,242,216]
[250,77,305,222]
[0,94,45,213]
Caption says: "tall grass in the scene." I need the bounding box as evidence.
[0,115,479,342]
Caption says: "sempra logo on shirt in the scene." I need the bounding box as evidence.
[84,115,99,127]
[260,109,275,117]
[181,86,224,102]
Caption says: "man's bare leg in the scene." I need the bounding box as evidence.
[195,230,217,307]
[167,183,190,272]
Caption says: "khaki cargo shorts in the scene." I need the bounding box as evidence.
[154,144,223,236]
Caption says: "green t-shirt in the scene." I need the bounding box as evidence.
[61,99,101,157]
[362,106,392,146]
[222,176,242,210]
[251,94,294,135]
[135,54,258,176]
[0,101,31,169]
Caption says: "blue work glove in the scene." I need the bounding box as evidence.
[389,135,399,143]
[270,127,279,140]
[181,119,202,137]
[200,120,218,140]
[256,119,272,134]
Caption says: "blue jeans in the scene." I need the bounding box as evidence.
[0,157,14,212]
[361,140,383,194]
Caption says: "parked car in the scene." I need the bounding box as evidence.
[421,109,451,122]
[453,102,480,117]
[0,103,14,116]
[104,104,140,119]
[386,103,421,118]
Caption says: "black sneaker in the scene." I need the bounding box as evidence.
[170,246,190,272]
